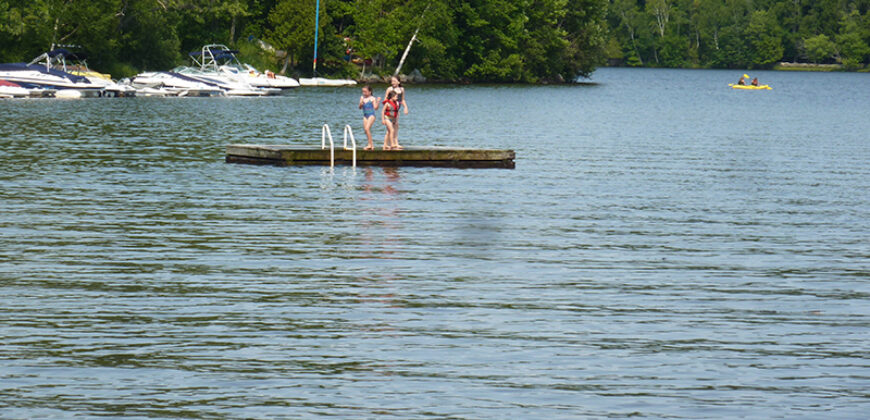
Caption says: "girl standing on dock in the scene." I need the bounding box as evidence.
[384,76,408,149]
[381,91,400,150]
[358,85,380,150]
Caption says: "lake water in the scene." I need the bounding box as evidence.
[1,68,869,418]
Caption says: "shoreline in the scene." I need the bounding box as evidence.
[354,62,868,85]
[774,62,843,72]
[772,62,869,72]
[597,62,868,74]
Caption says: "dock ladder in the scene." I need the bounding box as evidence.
[321,124,357,168]
[321,124,334,168]
[343,125,357,168]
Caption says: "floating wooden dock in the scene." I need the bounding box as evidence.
[226,145,515,169]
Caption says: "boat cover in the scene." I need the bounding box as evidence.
[0,62,90,83]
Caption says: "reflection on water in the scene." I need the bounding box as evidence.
[359,166,403,261]
[1,68,869,418]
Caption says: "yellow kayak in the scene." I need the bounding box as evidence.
[729,83,772,90]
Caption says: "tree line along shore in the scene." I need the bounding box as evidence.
[605,0,870,71]
[1,0,867,84]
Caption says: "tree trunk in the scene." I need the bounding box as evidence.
[394,26,420,76]
[622,13,642,65]
[52,17,60,50]
[230,15,236,45]
[394,4,430,76]
[651,0,670,38]
[280,55,290,75]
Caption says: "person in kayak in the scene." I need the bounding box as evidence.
[358,85,380,151]
[751,77,759,87]
[737,76,746,85]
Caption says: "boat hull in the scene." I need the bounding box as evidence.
[0,82,29,98]
[0,63,106,96]
[299,77,357,87]
[130,72,225,97]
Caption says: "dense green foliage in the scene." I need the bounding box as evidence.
[1,0,867,82]
[0,0,606,82]
[606,0,870,69]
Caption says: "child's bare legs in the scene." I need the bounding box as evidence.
[392,118,402,150]
[363,116,375,150]
[383,120,393,150]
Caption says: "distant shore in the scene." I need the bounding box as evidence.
[599,62,868,74]
[352,68,585,85]
[772,62,869,72]
[351,62,868,85]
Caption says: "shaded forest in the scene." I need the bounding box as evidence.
[0,0,607,82]
[1,0,867,83]
[605,0,870,69]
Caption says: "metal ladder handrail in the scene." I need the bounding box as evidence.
[321,124,334,168]
[343,125,357,168]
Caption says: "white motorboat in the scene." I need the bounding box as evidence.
[128,71,225,97]
[220,64,300,90]
[132,86,175,97]
[298,77,357,87]
[0,80,30,98]
[192,44,299,91]
[85,77,137,97]
[173,65,279,96]
[118,78,174,97]
[0,49,105,97]
[44,49,137,97]
[25,87,56,97]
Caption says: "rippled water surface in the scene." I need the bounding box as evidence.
[1,68,869,418]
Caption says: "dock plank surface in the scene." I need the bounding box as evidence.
[226,145,515,168]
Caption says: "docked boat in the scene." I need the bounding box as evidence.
[298,77,357,87]
[0,50,105,97]
[127,71,225,97]
[0,80,30,98]
[121,81,174,97]
[56,49,136,98]
[191,44,300,91]
[48,49,137,97]
[26,88,57,97]
[172,65,277,96]
[48,50,112,83]
[33,49,136,97]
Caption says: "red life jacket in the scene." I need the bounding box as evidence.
[383,99,398,118]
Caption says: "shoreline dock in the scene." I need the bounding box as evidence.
[226,145,516,169]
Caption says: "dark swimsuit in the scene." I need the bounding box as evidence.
[394,88,404,109]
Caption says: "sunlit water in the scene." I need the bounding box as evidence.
[1,68,869,418]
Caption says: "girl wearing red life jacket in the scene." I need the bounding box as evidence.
[381,91,400,150]
[384,76,408,150]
